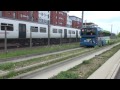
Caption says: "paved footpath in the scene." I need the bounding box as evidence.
[115,67,120,79]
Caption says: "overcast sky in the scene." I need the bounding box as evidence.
[69,11,120,34]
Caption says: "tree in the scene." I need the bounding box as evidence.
[102,30,111,36]
[118,32,120,37]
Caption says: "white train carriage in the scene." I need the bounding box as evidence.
[0,17,48,39]
[26,22,48,39]
[0,18,18,39]
[50,25,80,39]
[67,28,79,38]
[50,25,65,38]
[0,17,81,46]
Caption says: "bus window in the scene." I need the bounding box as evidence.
[86,29,96,35]
[81,29,86,35]
[81,28,96,35]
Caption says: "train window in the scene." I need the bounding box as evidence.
[1,23,13,31]
[72,31,75,34]
[1,23,6,30]
[7,24,14,31]
[1,23,7,26]
[69,30,71,34]
[53,29,57,33]
[31,26,38,32]
[58,29,62,33]
[40,27,46,33]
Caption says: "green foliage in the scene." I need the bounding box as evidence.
[52,71,79,79]
[0,43,80,59]
[118,32,120,37]
[102,30,111,36]
[0,63,14,70]
[82,60,90,64]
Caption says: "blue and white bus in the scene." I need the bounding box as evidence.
[80,27,111,47]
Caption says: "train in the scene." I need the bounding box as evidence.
[0,17,81,47]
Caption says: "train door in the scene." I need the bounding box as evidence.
[76,30,78,38]
[64,29,67,38]
[19,24,26,38]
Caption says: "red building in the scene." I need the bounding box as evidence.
[69,16,82,29]
[2,11,17,19]
[50,11,67,26]
[72,21,82,29]
[16,11,30,21]
[32,11,38,22]
[1,11,38,22]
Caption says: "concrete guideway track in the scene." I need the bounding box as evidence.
[14,43,120,79]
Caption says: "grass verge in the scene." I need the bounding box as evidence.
[0,48,90,71]
[0,42,80,59]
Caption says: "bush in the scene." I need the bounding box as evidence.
[82,60,90,64]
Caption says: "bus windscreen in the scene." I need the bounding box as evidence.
[81,28,96,35]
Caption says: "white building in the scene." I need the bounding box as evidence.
[38,11,50,25]
[67,15,72,27]
[62,11,69,13]
[69,16,82,22]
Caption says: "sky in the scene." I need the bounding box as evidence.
[69,11,120,34]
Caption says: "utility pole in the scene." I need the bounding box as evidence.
[60,30,62,45]
[5,26,7,54]
[81,11,84,29]
[111,24,113,38]
[48,17,50,46]
[69,31,71,43]
[117,30,119,38]
[30,27,32,48]
[30,11,33,48]
[85,20,87,28]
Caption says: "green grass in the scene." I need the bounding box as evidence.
[0,48,91,71]
[0,43,80,59]
[51,44,120,79]
[52,71,79,79]
[0,38,120,59]
[0,48,96,79]
[82,60,90,64]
